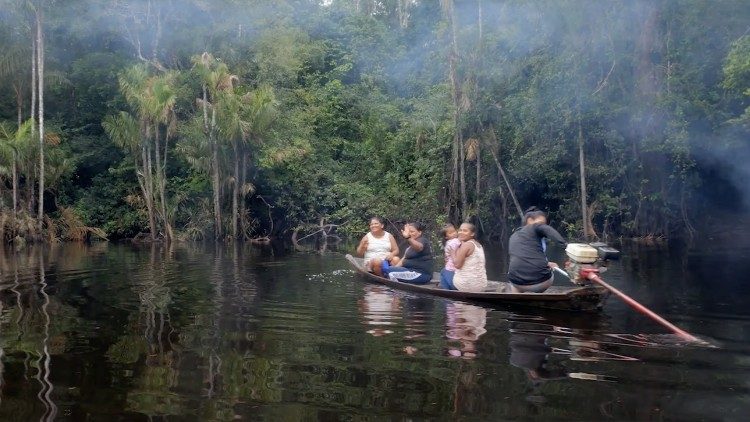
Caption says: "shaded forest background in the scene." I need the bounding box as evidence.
[0,0,748,243]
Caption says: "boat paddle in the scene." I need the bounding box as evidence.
[552,266,704,344]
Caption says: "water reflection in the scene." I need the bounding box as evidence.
[445,302,487,359]
[123,244,182,418]
[358,285,401,337]
[0,247,60,421]
[36,248,57,422]
[509,328,567,382]
[508,328,567,405]
[0,243,749,420]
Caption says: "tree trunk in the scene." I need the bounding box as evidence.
[13,86,22,218]
[144,142,157,240]
[631,2,661,235]
[210,104,222,239]
[12,151,18,218]
[15,86,23,127]
[27,174,35,213]
[29,33,36,211]
[36,9,45,229]
[458,132,467,220]
[499,190,508,241]
[133,152,153,240]
[473,0,483,217]
[160,122,173,241]
[487,125,524,222]
[231,142,239,239]
[153,124,172,242]
[396,0,409,28]
[477,0,483,43]
[578,111,592,240]
[240,147,248,240]
[31,34,36,140]
[475,139,481,204]
[444,0,465,222]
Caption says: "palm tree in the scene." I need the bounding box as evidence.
[241,86,277,239]
[0,45,29,129]
[116,64,178,242]
[218,86,277,239]
[192,52,237,239]
[116,64,159,241]
[0,119,33,217]
[440,0,467,222]
[144,71,178,242]
[103,111,157,240]
[33,4,45,230]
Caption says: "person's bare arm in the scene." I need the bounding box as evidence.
[356,235,369,256]
[453,241,475,269]
[406,236,424,252]
[387,234,400,260]
[401,228,424,252]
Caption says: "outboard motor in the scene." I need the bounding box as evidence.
[564,242,620,285]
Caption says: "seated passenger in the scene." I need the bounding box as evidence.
[508,207,567,293]
[439,224,461,290]
[382,222,434,284]
[451,223,488,292]
[356,216,399,277]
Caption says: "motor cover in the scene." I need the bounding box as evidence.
[565,243,598,264]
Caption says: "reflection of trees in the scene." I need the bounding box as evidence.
[1,242,735,420]
[0,277,4,410]
[0,246,80,421]
[101,243,282,419]
[36,247,57,421]
[115,243,184,417]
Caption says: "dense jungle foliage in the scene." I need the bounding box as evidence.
[0,0,748,243]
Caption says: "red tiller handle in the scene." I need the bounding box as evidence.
[579,268,702,343]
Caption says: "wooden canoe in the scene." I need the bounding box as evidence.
[345,254,610,312]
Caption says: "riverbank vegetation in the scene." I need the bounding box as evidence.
[0,0,748,243]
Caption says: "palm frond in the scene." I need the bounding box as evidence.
[103,112,140,151]
[44,70,71,87]
[0,46,27,79]
[58,207,108,241]
[241,182,255,197]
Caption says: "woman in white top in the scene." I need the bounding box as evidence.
[453,223,488,293]
[356,217,399,277]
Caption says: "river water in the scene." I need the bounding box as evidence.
[0,241,748,421]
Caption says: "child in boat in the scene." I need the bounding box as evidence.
[439,224,461,290]
[508,207,567,293]
[356,216,399,277]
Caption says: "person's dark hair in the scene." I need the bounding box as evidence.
[523,206,546,222]
[406,221,426,232]
[369,216,385,225]
[441,223,456,245]
[461,222,477,234]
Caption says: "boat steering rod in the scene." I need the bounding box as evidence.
[553,266,704,344]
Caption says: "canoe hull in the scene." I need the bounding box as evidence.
[345,254,609,312]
